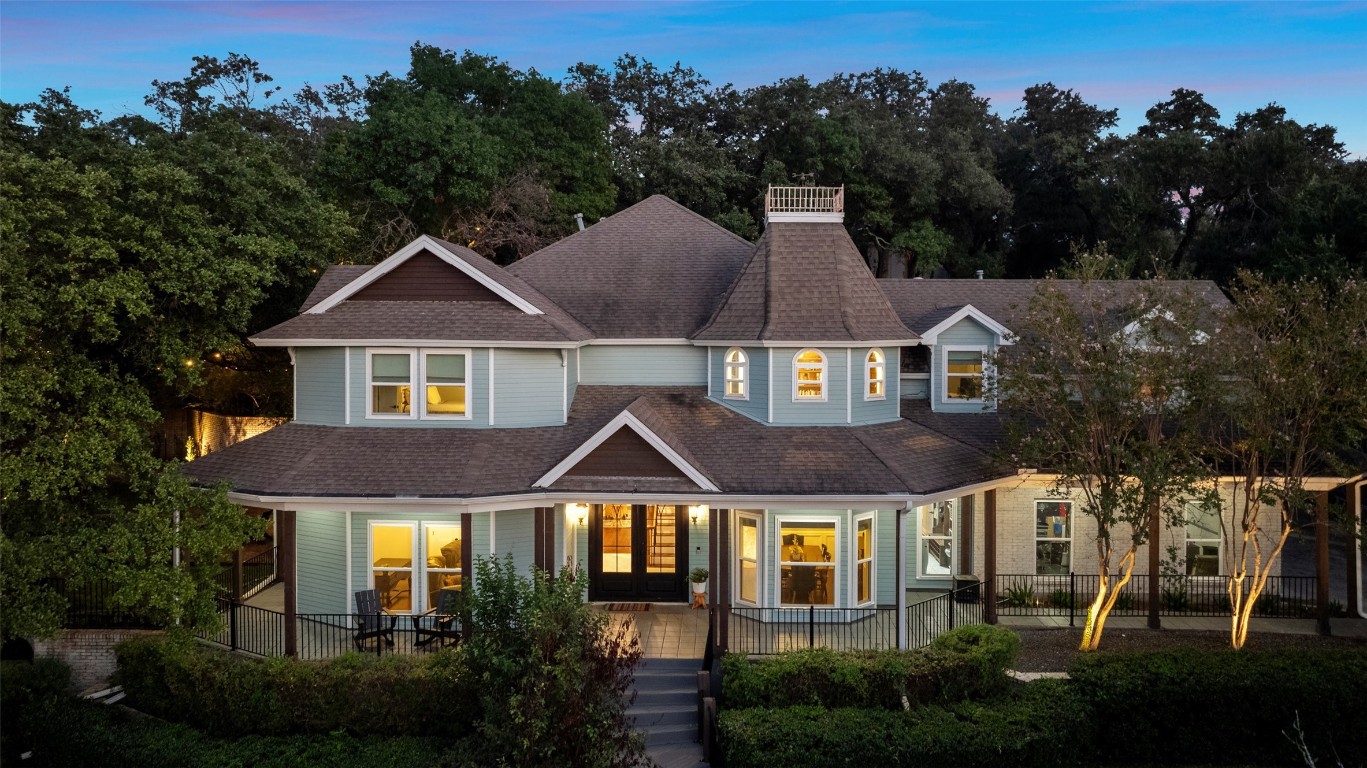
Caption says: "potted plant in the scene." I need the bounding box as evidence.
[689,567,709,594]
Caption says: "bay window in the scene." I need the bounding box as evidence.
[854,514,875,605]
[793,349,827,401]
[736,513,761,605]
[779,520,836,606]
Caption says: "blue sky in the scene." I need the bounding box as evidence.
[3,1,1365,156]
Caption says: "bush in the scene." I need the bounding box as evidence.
[719,680,1093,768]
[723,626,1019,710]
[1,658,73,763]
[116,634,479,737]
[1069,647,1367,764]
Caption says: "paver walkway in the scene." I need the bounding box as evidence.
[628,657,706,768]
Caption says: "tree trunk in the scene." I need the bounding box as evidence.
[1080,549,1138,651]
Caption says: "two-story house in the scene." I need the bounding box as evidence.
[185,187,1348,651]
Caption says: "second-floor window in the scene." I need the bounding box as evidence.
[793,349,826,401]
[865,349,886,400]
[944,347,986,401]
[724,347,748,399]
[368,348,470,420]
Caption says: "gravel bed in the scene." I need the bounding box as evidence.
[1012,627,1367,672]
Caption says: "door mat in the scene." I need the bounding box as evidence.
[604,603,651,612]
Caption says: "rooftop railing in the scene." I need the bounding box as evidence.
[765,185,845,214]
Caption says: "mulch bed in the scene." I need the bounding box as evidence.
[1013,627,1367,672]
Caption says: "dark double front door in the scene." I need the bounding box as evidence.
[588,504,687,602]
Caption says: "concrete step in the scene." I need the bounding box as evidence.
[629,705,696,728]
[644,722,699,747]
[633,687,694,705]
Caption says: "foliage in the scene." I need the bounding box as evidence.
[722,626,1018,710]
[114,635,477,737]
[991,254,1221,649]
[1002,581,1035,607]
[452,555,648,768]
[3,659,449,767]
[1069,647,1367,764]
[690,566,709,583]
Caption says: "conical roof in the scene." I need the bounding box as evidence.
[693,222,919,343]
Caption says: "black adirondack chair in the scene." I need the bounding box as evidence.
[353,588,397,651]
[413,587,464,649]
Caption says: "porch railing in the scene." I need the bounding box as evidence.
[765,185,844,214]
[215,548,278,601]
[55,579,159,630]
[195,600,462,659]
[994,574,1319,622]
[728,605,900,655]
[906,582,986,649]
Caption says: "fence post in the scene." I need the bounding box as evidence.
[947,585,955,630]
[229,600,239,652]
[808,605,815,648]
[1069,573,1076,628]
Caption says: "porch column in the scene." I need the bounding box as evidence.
[533,506,555,578]
[716,508,730,653]
[1349,483,1362,619]
[896,508,907,649]
[278,509,297,658]
[461,514,474,588]
[1147,500,1162,630]
[983,490,998,625]
[1317,491,1331,636]
[959,495,974,575]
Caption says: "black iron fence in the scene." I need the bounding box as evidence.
[215,548,278,600]
[728,605,900,655]
[994,573,1319,622]
[55,579,159,630]
[907,582,985,649]
[194,600,463,659]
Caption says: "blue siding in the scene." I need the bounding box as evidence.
[769,348,850,426]
[294,348,346,426]
[900,376,930,399]
[297,510,348,613]
[688,508,710,577]
[496,508,537,574]
[348,348,492,427]
[930,317,996,413]
[875,509,898,605]
[493,349,564,427]
[850,348,901,425]
[708,346,768,423]
[566,349,578,415]
[579,345,706,386]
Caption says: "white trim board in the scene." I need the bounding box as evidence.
[918,304,1013,346]
[306,236,544,316]
[533,411,721,492]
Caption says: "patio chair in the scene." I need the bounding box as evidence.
[353,588,397,651]
[413,587,464,649]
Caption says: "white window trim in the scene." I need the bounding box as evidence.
[865,348,887,401]
[852,512,876,607]
[421,521,464,608]
[421,348,472,421]
[366,348,417,420]
[367,520,417,614]
[940,345,990,405]
[724,347,749,401]
[735,511,763,607]
[1035,499,1074,576]
[791,349,828,403]
[1183,502,1224,578]
[917,501,957,580]
[775,514,841,608]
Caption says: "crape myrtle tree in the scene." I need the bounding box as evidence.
[1204,274,1367,649]
[991,252,1218,650]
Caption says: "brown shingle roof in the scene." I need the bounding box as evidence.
[183,387,1011,498]
[506,196,753,338]
[694,223,919,343]
[878,279,1229,336]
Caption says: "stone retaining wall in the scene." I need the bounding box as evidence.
[32,628,163,691]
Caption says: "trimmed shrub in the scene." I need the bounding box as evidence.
[1,659,73,763]
[114,635,478,738]
[1069,647,1367,765]
[719,680,1093,768]
[723,625,1019,709]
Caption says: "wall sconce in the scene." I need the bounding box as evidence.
[567,503,588,527]
[579,510,587,526]
[688,505,707,528]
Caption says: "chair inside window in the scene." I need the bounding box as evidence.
[413,587,465,649]
[353,588,397,651]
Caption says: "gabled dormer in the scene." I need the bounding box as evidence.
[693,187,919,426]
[252,236,592,429]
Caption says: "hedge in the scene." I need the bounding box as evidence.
[718,680,1092,768]
[114,636,479,738]
[723,624,1019,709]
[1069,647,1367,765]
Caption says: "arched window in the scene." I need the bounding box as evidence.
[724,348,748,399]
[865,349,886,400]
[793,349,827,401]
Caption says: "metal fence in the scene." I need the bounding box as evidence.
[994,573,1319,622]
[728,605,900,654]
[194,600,462,660]
[215,548,278,600]
[907,582,986,649]
[56,579,159,629]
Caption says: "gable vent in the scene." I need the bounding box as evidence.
[765,185,845,224]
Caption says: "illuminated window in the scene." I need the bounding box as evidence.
[724,348,748,399]
[736,513,761,605]
[371,523,414,612]
[779,520,836,606]
[423,524,462,610]
[423,351,468,418]
[854,514,875,605]
[1035,500,1072,576]
[601,504,632,574]
[369,351,413,417]
[1184,503,1221,577]
[944,347,986,401]
[919,500,955,578]
[865,349,886,400]
[792,349,827,401]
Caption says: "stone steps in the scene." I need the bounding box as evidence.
[628,658,706,765]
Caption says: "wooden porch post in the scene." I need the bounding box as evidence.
[1316,491,1331,636]
[1348,484,1362,620]
[533,506,554,577]
[896,508,907,648]
[1147,500,1162,630]
[983,489,998,625]
[959,494,975,576]
[278,509,297,658]
[717,508,730,653]
[461,514,474,587]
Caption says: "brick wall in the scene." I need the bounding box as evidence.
[32,629,163,691]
